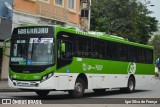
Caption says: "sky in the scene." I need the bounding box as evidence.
[147,0,160,23]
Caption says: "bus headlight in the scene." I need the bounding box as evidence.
[41,72,53,83]
[48,72,53,78]
[42,75,47,82]
[9,73,13,81]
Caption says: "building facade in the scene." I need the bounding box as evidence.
[13,0,90,30]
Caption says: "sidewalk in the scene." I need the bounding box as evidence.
[0,80,22,92]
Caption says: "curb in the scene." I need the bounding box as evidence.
[0,79,8,81]
[0,89,22,92]
[0,89,31,92]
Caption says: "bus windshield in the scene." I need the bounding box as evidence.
[10,38,54,65]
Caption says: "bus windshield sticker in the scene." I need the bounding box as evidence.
[66,68,70,73]
[19,61,26,65]
[11,57,24,62]
[29,38,53,43]
[27,60,32,65]
[17,40,26,43]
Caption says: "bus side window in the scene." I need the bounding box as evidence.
[128,46,137,62]
[110,42,117,60]
[77,36,91,57]
[92,40,105,59]
[117,43,128,61]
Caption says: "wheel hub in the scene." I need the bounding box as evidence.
[75,82,82,93]
[129,81,134,90]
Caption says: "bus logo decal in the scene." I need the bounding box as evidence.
[127,62,136,74]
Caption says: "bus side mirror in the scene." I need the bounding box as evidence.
[3,38,11,57]
[61,42,66,53]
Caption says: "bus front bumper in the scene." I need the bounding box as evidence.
[8,76,58,90]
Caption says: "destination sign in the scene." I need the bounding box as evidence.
[12,26,53,35]
[18,28,48,34]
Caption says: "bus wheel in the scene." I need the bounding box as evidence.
[93,89,106,93]
[127,77,135,93]
[120,77,135,93]
[68,78,85,98]
[35,90,50,96]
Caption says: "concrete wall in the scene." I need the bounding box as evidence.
[1,48,10,79]
[0,42,10,79]
[0,19,12,40]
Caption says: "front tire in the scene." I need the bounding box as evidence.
[68,78,85,98]
[35,90,50,96]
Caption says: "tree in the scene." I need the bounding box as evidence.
[148,34,160,58]
[90,0,158,44]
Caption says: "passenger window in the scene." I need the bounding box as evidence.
[92,40,105,59]
[77,37,91,57]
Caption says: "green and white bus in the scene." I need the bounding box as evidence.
[7,25,155,98]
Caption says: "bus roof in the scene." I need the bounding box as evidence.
[57,25,153,49]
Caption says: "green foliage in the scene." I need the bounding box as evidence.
[148,34,160,58]
[90,0,158,44]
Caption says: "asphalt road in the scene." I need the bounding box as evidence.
[0,77,160,106]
